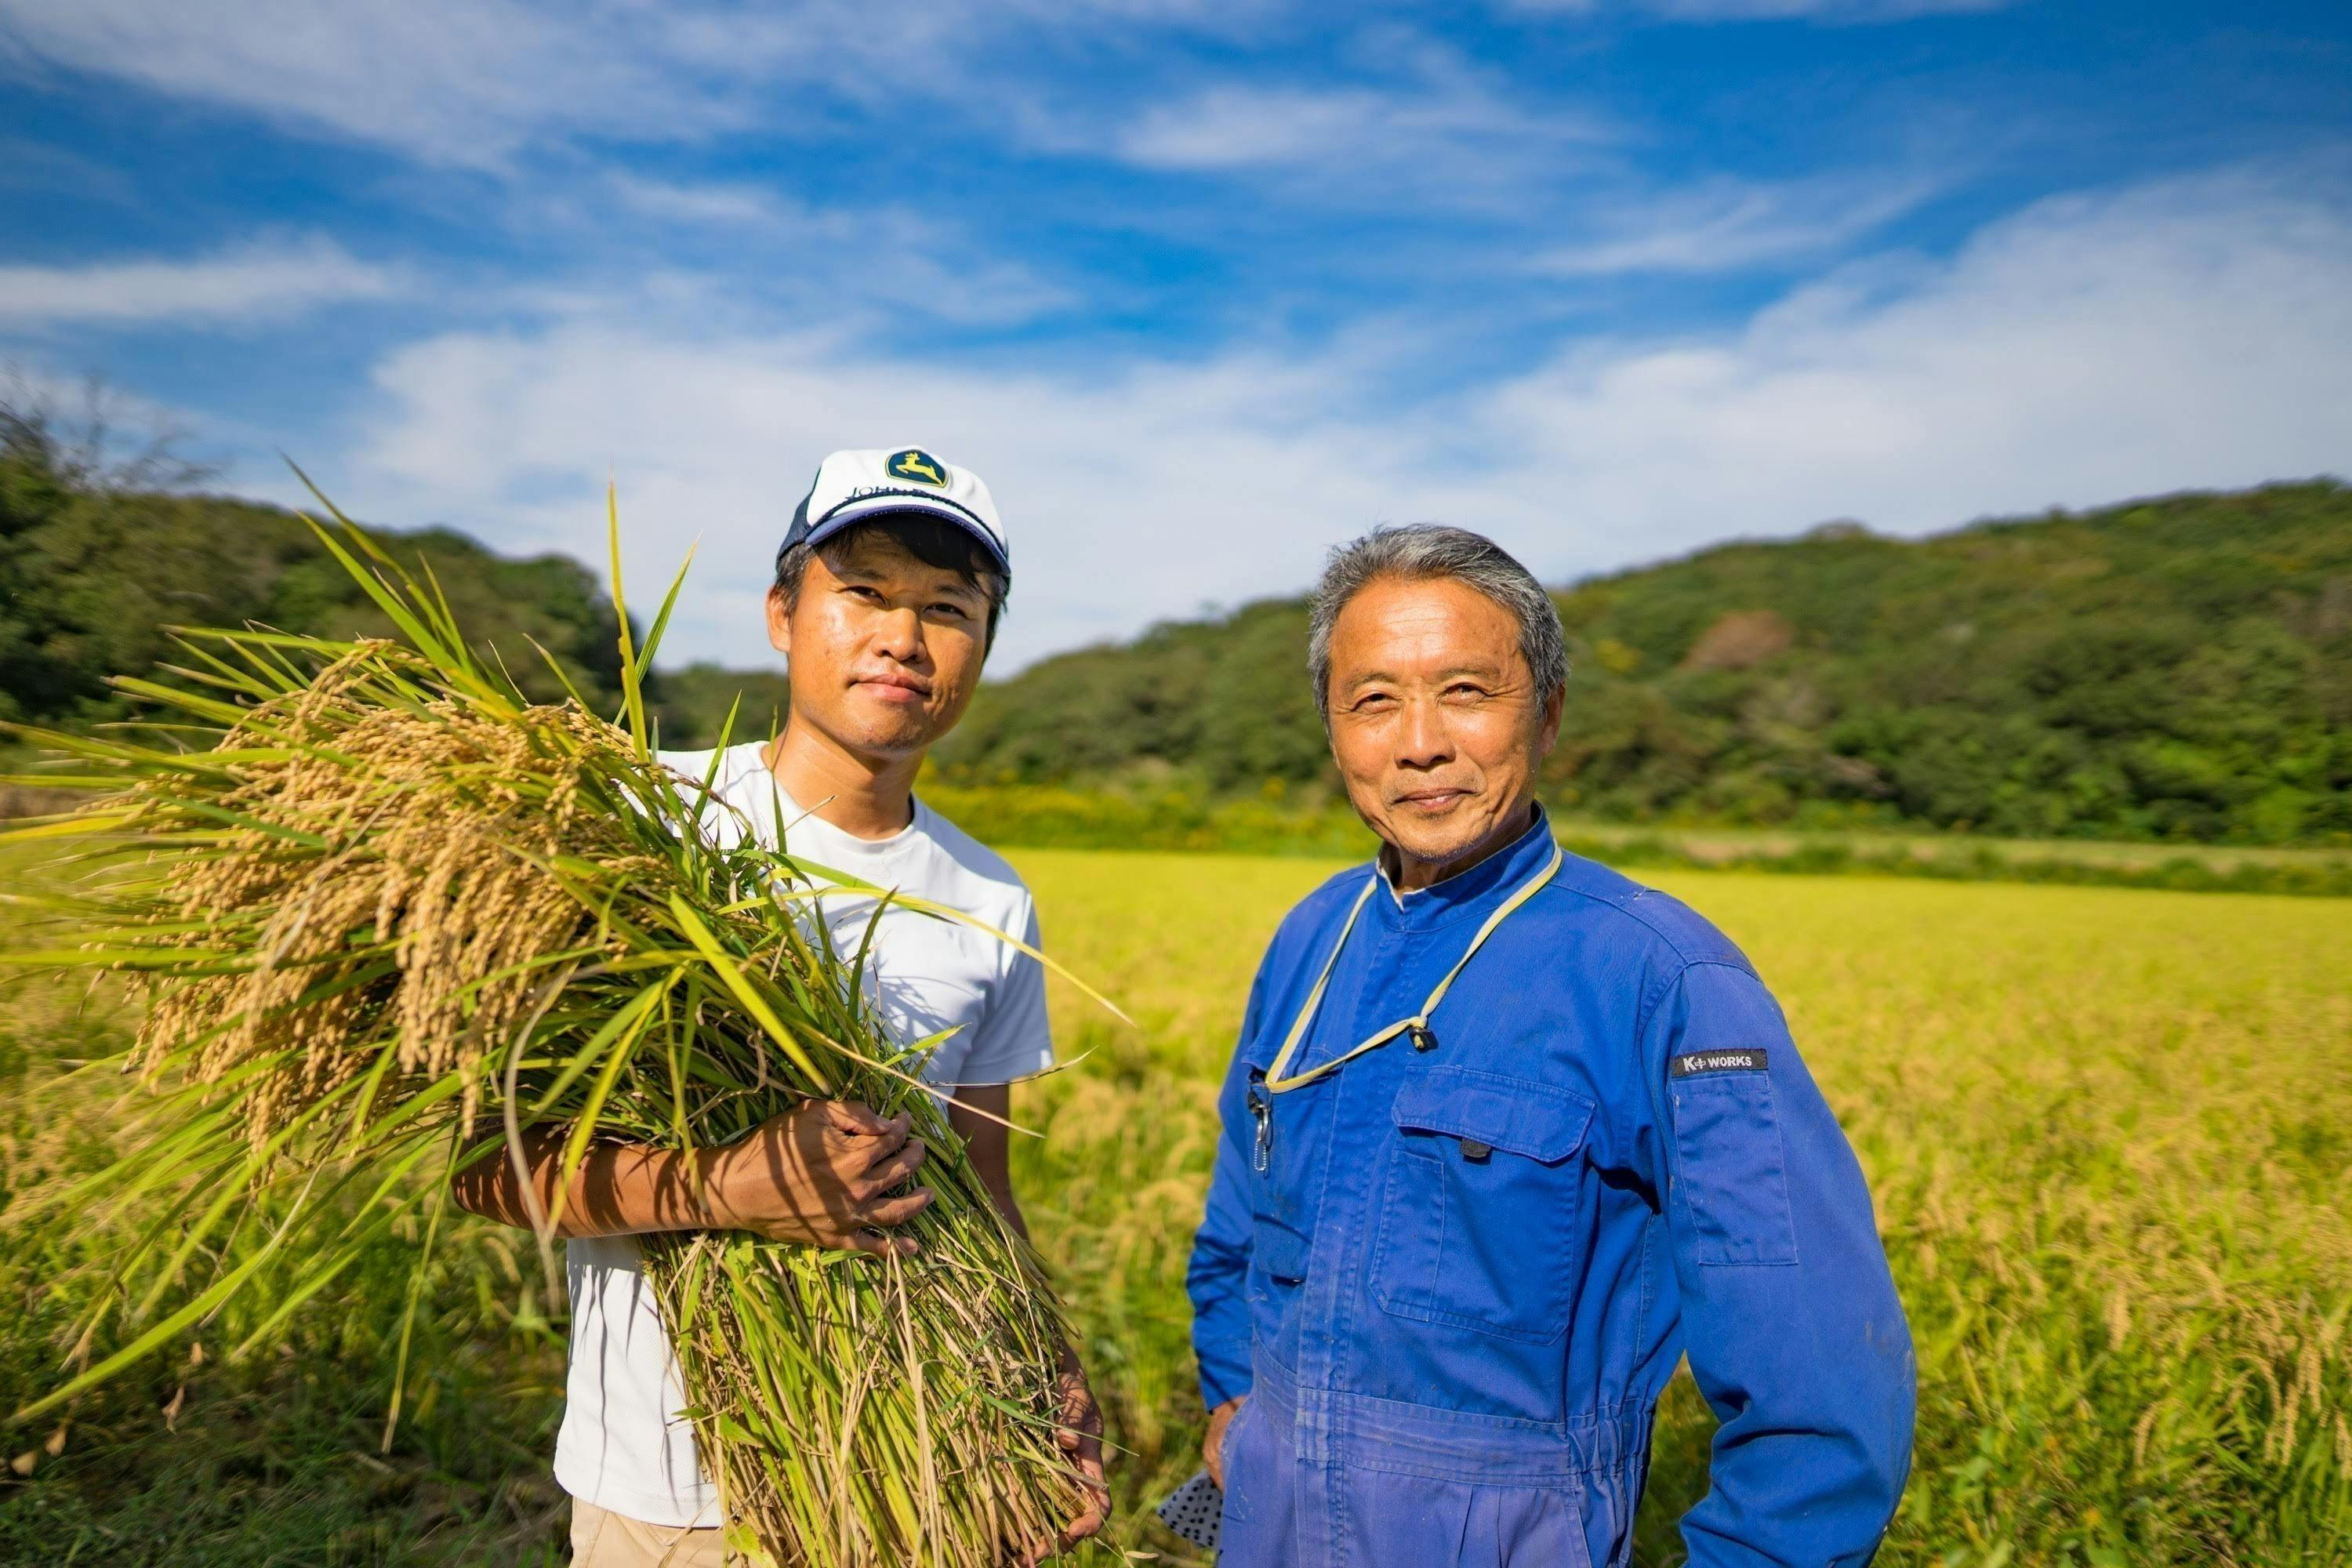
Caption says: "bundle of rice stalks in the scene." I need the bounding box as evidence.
[0,495,1108,1566]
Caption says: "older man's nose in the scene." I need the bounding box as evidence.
[1396,698,1454,768]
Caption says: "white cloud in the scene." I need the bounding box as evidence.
[0,237,407,328]
[1533,172,1941,275]
[1483,167,2352,564]
[323,165,2352,672]
[333,325,1443,671]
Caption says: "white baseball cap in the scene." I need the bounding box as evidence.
[779,446,1011,579]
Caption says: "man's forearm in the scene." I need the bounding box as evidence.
[1187,1131,1258,1410]
[975,1160,1030,1243]
[451,1127,720,1240]
[449,1098,935,1253]
[947,1087,1027,1242]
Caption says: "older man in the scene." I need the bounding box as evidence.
[1186,525,1914,1567]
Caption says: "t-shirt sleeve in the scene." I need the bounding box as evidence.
[954,895,1054,1085]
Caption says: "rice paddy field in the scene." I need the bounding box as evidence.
[5,841,2350,1566]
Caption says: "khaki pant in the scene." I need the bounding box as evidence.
[569,1498,726,1567]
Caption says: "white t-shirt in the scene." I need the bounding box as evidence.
[552,741,1054,1527]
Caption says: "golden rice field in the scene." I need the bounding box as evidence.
[1007,852,2352,1568]
[4,844,2350,1566]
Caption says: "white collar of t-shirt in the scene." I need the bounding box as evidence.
[705,742,935,881]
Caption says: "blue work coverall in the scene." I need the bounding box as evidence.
[1187,810,1914,1567]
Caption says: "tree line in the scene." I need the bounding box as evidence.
[933,485,2352,846]
[0,398,780,753]
[5,397,2347,845]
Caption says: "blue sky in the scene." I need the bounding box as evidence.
[2,1,2348,670]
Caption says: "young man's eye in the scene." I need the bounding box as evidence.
[928,601,972,620]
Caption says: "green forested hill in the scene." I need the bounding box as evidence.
[935,482,2352,845]
[0,430,781,748]
[0,450,630,727]
[5,412,2347,846]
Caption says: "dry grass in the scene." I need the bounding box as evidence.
[3,846,2345,1565]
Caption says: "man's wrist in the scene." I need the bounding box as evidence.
[681,1142,743,1232]
[1200,1369,1251,1411]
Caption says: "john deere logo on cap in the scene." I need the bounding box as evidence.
[886,449,947,487]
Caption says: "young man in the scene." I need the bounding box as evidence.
[453,447,1106,1566]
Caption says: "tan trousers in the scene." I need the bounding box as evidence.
[569,1498,727,1567]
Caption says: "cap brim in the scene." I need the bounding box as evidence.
[804,493,1010,576]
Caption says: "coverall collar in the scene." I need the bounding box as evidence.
[1372,801,1555,932]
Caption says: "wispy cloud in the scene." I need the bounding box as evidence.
[1508,0,2016,21]
[0,0,735,167]
[1109,39,1613,209]
[586,176,1073,328]
[0,0,1279,168]
[604,175,789,229]
[1533,172,1942,275]
[0,137,138,203]
[1650,0,2014,20]
[0,237,408,328]
[1119,81,1572,172]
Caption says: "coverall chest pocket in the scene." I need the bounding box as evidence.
[1371,1065,1595,1344]
[1245,1066,1314,1288]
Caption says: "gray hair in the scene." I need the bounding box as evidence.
[1307,524,1568,721]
